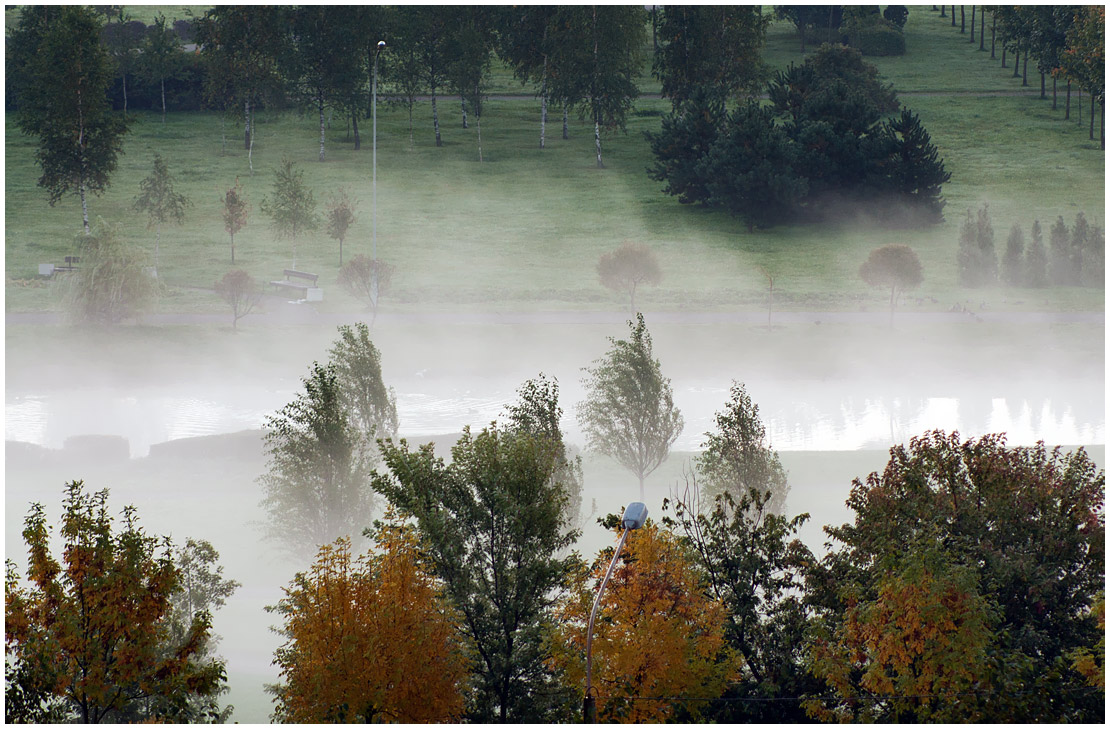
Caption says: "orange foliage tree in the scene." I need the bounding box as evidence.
[268,513,470,723]
[807,549,996,723]
[5,481,225,724]
[550,521,739,722]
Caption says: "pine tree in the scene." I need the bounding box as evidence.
[1070,212,1090,286]
[882,109,952,224]
[976,204,998,284]
[1001,223,1026,286]
[956,209,980,286]
[1080,225,1105,288]
[1026,220,1049,287]
[1048,215,1073,285]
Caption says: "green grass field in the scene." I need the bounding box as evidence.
[5,8,1103,319]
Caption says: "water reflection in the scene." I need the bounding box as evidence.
[6,377,1103,457]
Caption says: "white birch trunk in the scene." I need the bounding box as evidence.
[318,97,326,161]
[477,113,483,162]
[563,104,569,140]
[244,100,251,150]
[81,183,90,235]
[595,115,603,168]
[540,57,548,149]
[160,76,166,123]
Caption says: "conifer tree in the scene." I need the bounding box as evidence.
[1026,219,1049,287]
[1001,223,1026,286]
[1049,215,1073,285]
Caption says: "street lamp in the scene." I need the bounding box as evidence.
[583,501,648,723]
[372,39,385,306]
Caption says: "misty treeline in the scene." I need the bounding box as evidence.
[7,317,1105,723]
[646,44,950,231]
[932,6,1106,148]
[957,206,1105,289]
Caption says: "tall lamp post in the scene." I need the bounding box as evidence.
[372,39,385,305]
[583,501,648,723]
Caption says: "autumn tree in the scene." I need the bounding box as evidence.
[5,481,226,724]
[338,254,395,324]
[373,424,579,722]
[261,157,319,270]
[222,179,249,263]
[577,314,684,500]
[326,323,399,441]
[858,244,924,326]
[259,362,377,558]
[550,520,739,723]
[10,6,130,234]
[214,269,262,330]
[698,382,790,514]
[807,430,1105,722]
[64,218,157,325]
[133,153,190,274]
[597,241,662,316]
[268,521,470,723]
[324,188,358,266]
[663,477,818,723]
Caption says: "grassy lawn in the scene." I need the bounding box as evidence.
[5,7,1103,319]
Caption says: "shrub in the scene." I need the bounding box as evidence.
[854,24,906,56]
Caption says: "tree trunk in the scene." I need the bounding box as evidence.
[318,98,326,161]
[160,76,166,123]
[1040,72,1046,99]
[461,96,467,129]
[562,104,569,140]
[990,12,996,58]
[1021,54,1028,86]
[1053,76,1057,110]
[353,109,360,150]
[960,6,965,33]
[122,73,128,112]
[638,473,645,501]
[230,232,235,263]
[970,6,975,42]
[1077,86,1082,125]
[1001,46,1006,68]
[951,6,956,27]
[979,7,985,50]
[1013,50,1021,78]
[339,236,344,266]
[1090,93,1096,140]
[594,114,603,168]
[244,100,251,150]
[154,222,161,272]
[941,6,946,17]
[432,89,442,147]
[540,58,548,149]
[1066,80,1071,120]
[476,112,483,162]
[81,182,90,235]
[407,100,414,148]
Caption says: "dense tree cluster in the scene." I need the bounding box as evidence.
[648,44,951,230]
[959,206,1103,289]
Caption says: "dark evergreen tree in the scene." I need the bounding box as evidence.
[1070,211,1090,285]
[877,109,951,224]
[976,203,998,284]
[644,87,726,205]
[699,101,808,232]
[1049,215,1074,285]
[1080,224,1104,288]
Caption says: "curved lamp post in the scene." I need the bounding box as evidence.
[584,501,648,723]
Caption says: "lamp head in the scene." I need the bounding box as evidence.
[621,502,648,531]
[377,40,386,49]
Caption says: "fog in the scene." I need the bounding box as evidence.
[5,308,1104,722]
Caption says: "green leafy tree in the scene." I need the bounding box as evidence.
[1002,223,1026,286]
[495,6,562,148]
[140,15,185,124]
[222,178,249,263]
[447,8,497,162]
[261,157,319,270]
[808,430,1105,722]
[99,14,146,113]
[326,323,399,441]
[324,188,358,266]
[858,244,924,326]
[652,6,768,106]
[133,153,190,274]
[259,362,377,559]
[373,424,579,722]
[5,481,226,724]
[697,382,790,514]
[550,6,646,168]
[577,313,684,500]
[65,218,157,325]
[1026,219,1049,287]
[214,269,262,331]
[663,479,818,723]
[11,6,130,234]
[503,374,586,532]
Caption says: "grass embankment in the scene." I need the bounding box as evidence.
[5,10,1103,317]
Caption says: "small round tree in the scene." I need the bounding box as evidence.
[597,241,662,316]
[221,179,249,264]
[325,188,358,266]
[214,269,261,331]
[859,244,923,327]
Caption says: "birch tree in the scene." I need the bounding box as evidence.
[10,6,130,234]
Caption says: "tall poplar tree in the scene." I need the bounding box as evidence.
[11,6,130,234]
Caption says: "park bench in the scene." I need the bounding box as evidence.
[270,269,323,301]
[40,256,81,277]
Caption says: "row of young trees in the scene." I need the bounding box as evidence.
[958,206,1104,289]
[646,45,951,231]
[936,6,1105,148]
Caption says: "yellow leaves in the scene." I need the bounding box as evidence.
[550,523,739,723]
[271,514,469,723]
